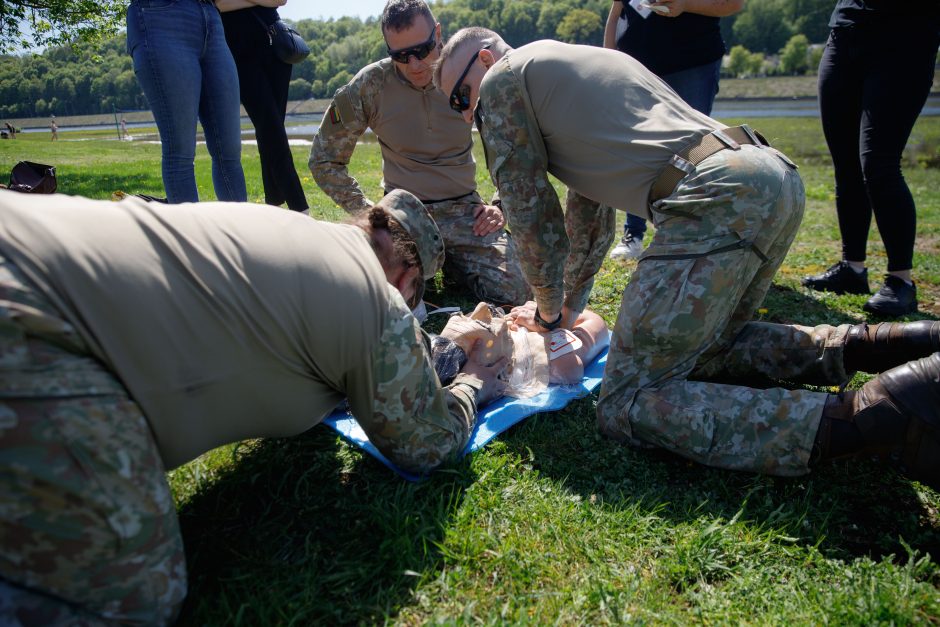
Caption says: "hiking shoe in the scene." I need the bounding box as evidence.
[610,233,643,260]
[863,275,918,317]
[802,260,870,295]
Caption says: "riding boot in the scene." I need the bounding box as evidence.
[842,320,940,374]
[812,352,940,491]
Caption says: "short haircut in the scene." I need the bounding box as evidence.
[433,27,505,89]
[381,0,434,34]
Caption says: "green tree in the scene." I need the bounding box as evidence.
[288,78,313,100]
[731,0,793,54]
[500,0,541,46]
[779,34,810,75]
[0,0,125,53]
[726,44,765,78]
[326,70,353,97]
[784,0,833,44]
[555,8,602,45]
[726,45,752,78]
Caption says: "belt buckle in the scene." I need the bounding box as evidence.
[712,129,740,150]
[740,124,763,147]
[668,154,694,175]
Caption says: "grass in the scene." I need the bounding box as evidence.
[1,115,939,624]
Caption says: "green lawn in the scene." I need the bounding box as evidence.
[1,116,939,624]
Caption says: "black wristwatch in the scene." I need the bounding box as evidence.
[534,307,563,331]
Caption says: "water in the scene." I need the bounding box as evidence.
[13,94,940,134]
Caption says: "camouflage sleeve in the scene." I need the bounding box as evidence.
[478,66,568,318]
[308,76,374,213]
[563,189,617,313]
[356,286,481,474]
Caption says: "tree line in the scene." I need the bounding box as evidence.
[0,0,837,120]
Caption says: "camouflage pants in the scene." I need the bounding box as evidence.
[0,256,186,625]
[597,144,830,477]
[428,192,532,307]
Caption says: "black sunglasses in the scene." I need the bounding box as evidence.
[449,44,491,112]
[387,28,438,64]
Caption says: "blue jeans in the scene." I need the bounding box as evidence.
[624,58,721,239]
[127,0,247,203]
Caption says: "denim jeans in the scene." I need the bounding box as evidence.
[624,58,721,239]
[127,0,247,203]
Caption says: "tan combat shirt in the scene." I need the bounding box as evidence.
[0,193,480,473]
[477,40,723,315]
[310,58,477,210]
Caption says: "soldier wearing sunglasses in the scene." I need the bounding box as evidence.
[309,0,530,310]
[433,28,940,492]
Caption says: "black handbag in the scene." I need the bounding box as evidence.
[8,161,57,194]
[254,14,310,64]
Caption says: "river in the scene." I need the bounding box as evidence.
[14,94,940,135]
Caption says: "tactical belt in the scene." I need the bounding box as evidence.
[649,124,769,203]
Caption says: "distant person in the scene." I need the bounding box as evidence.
[218,0,310,213]
[802,0,940,316]
[310,0,530,307]
[126,0,247,204]
[49,117,57,141]
[605,0,743,260]
[120,116,129,140]
[0,189,504,623]
[4,122,15,139]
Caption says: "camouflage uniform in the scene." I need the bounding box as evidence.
[0,255,186,625]
[478,42,834,477]
[310,58,530,305]
[0,192,482,622]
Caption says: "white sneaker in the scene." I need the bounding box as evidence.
[609,234,643,260]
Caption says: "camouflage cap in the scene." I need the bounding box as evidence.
[378,188,445,281]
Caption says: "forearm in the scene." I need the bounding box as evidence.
[562,191,617,314]
[362,295,482,474]
[479,71,566,320]
[309,136,372,213]
[676,0,745,17]
[604,1,623,48]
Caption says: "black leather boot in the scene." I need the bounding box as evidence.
[864,275,918,317]
[813,352,940,491]
[802,260,870,295]
[843,320,940,374]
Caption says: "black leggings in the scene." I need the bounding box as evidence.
[225,21,308,211]
[818,24,938,271]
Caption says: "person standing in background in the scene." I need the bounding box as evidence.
[218,0,310,213]
[49,116,57,141]
[802,0,940,316]
[605,0,744,260]
[126,0,247,204]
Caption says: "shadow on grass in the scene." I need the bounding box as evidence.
[487,284,940,564]
[174,427,476,625]
[496,396,940,568]
[55,171,164,200]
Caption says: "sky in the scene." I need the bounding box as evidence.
[282,1,388,22]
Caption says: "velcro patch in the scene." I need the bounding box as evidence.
[328,104,341,125]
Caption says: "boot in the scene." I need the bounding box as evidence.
[843,320,940,374]
[813,352,940,491]
[802,260,870,295]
